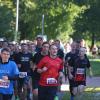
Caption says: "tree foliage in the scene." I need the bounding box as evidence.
[0,0,100,44]
[0,0,16,40]
[73,0,100,46]
[18,0,86,42]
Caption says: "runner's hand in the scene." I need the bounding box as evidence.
[69,74,73,79]
[59,72,64,78]
[89,67,93,78]
[37,69,42,73]
[89,72,93,78]
[32,67,36,72]
[32,64,37,72]
[2,76,8,81]
[42,67,48,72]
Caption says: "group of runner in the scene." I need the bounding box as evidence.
[65,42,92,100]
[0,36,92,100]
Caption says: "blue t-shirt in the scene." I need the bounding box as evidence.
[0,60,19,94]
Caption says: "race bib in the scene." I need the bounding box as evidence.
[47,78,57,84]
[76,68,85,74]
[19,72,27,78]
[75,68,85,81]
[0,79,10,88]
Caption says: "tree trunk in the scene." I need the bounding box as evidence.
[91,33,95,50]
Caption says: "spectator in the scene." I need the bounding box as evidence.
[91,44,98,58]
[35,35,43,53]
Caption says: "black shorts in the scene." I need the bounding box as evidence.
[32,79,39,89]
[0,94,13,100]
[38,85,57,100]
[69,79,86,87]
[68,78,86,95]
[18,76,31,90]
[31,71,40,89]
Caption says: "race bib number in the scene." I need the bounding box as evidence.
[47,78,57,84]
[76,68,85,74]
[75,68,85,81]
[19,72,27,78]
[0,79,10,88]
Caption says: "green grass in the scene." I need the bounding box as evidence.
[90,59,100,76]
[62,92,100,100]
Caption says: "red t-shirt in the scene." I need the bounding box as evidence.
[37,56,63,86]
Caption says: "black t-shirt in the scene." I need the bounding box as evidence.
[72,57,90,82]
[57,49,64,60]
[31,52,46,80]
[66,52,90,82]
[65,52,77,66]
[65,52,90,67]
[9,51,18,61]
[15,52,33,73]
[35,46,42,53]
[32,52,44,65]
[64,52,77,76]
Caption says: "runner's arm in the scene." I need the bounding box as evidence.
[2,75,19,81]
[88,67,93,77]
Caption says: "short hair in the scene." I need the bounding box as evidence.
[42,41,49,46]
[21,43,27,46]
[79,47,86,52]
[49,44,57,49]
[8,43,14,46]
[54,39,60,43]
[1,48,10,53]
[36,35,43,40]
[76,40,80,43]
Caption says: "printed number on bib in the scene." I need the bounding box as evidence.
[19,72,27,78]
[47,78,57,84]
[75,68,85,81]
[0,79,10,88]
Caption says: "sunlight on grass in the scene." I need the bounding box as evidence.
[89,59,100,62]
[94,87,100,91]
[61,84,100,92]
[62,91,100,100]
[85,88,94,92]
[85,87,100,92]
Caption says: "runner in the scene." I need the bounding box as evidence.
[31,41,49,100]
[15,43,33,100]
[0,48,19,100]
[37,44,64,100]
[65,42,78,100]
[66,47,92,100]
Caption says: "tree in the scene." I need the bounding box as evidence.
[1,0,100,44]
[73,0,100,46]
[18,0,86,42]
[0,0,16,40]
